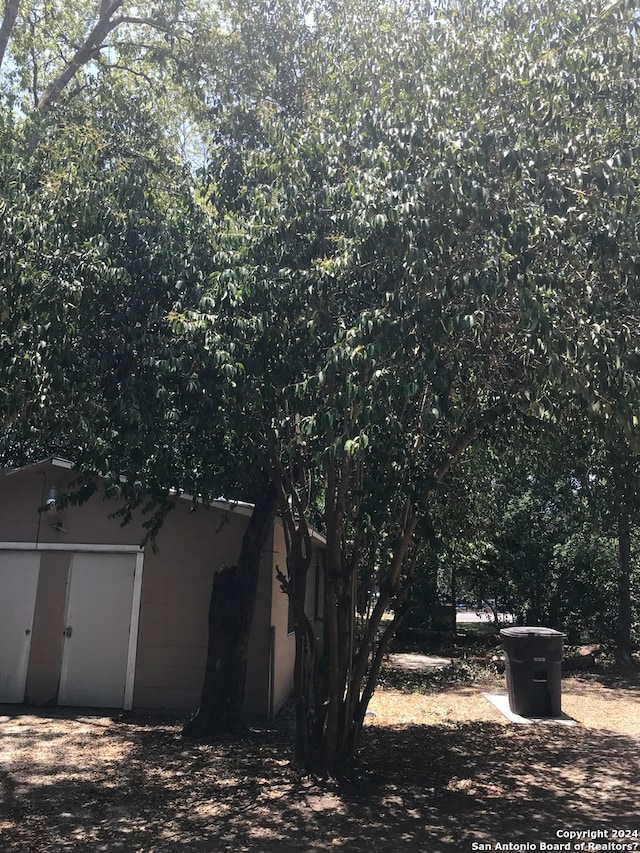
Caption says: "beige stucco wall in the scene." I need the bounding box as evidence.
[0,462,150,546]
[270,523,296,714]
[134,497,273,714]
[0,461,274,715]
[269,524,326,715]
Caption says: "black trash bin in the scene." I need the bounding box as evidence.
[500,627,563,717]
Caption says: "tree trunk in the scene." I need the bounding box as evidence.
[610,444,634,668]
[37,2,126,116]
[282,419,489,776]
[616,508,633,667]
[291,504,417,778]
[0,0,21,71]
[182,475,278,738]
[450,564,457,633]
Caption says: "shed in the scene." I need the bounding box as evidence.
[0,458,325,717]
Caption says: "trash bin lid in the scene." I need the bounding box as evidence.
[500,627,564,637]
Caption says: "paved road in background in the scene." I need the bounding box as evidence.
[456,609,515,624]
[456,609,489,623]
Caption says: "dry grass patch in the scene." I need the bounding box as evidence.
[368,671,640,735]
[0,666,638,852]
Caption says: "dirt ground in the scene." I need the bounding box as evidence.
[0,667,638,853]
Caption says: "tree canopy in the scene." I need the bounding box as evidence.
[173,0,640,773]
[2,0,640,775]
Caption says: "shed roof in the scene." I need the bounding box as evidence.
[2,457,326,544]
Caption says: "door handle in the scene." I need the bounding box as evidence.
[64,626,73,638]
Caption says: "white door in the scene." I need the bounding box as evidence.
[58,552,136,708]
[0,551,41,702]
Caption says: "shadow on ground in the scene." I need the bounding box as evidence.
[0,713,638,852]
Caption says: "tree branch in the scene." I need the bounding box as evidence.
[116,16,176,32]
[36,5,124,117]
[431,404,507,491]
[96,61,156,87]
[34,3,180,119]
[0,0,21,71]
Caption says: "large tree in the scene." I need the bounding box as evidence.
[179,0,640,775]
[4,0,640,774]
[0,2,214,111]
[1,0,315,736]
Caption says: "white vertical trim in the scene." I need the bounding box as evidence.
[57,553,77,705]
[123,550,144,710]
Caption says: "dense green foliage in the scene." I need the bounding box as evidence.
[1,0,640,774]
[451,440,638,645]
[181,0,640,771]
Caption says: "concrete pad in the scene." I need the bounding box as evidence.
[483,693,578,726]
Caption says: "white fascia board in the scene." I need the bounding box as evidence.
[171,489,256,518]
[178,491,326,544]
[51,458,74,469]
[4,456,74,477]
[178,490,326,544]
[309,528,327,546]
[271,515,327,546]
